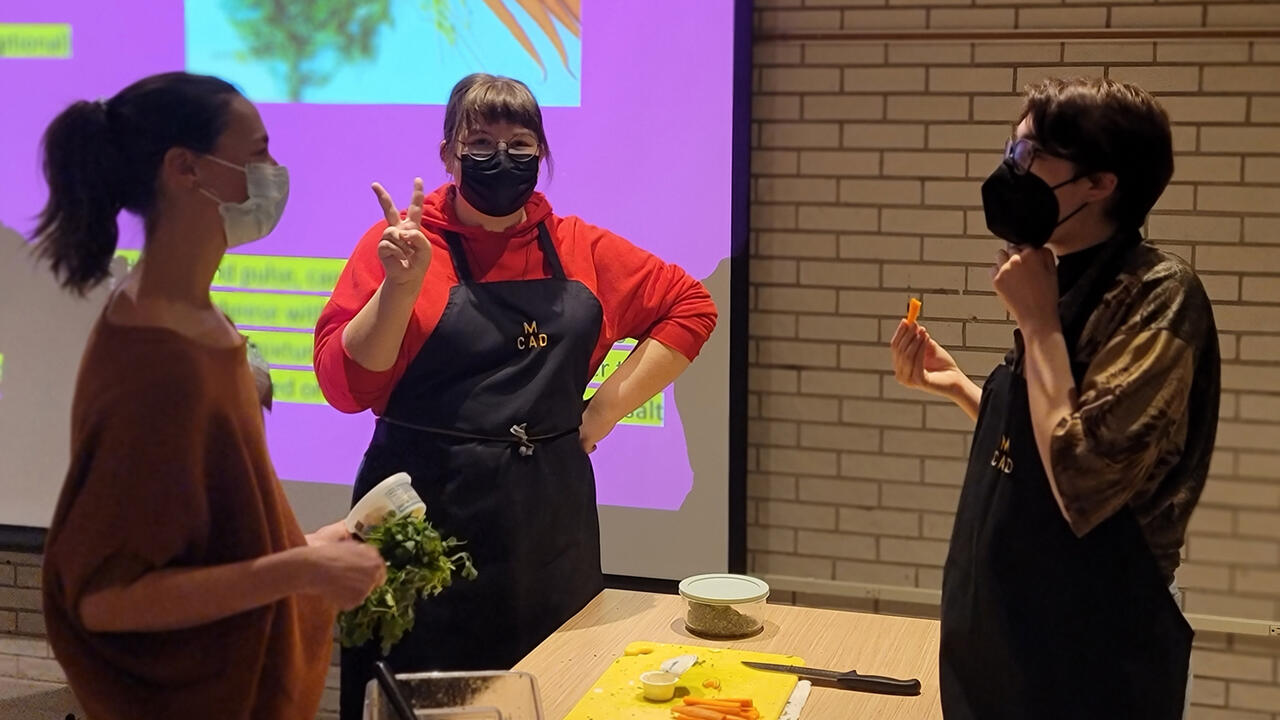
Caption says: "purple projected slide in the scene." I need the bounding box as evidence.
[0,1,735,511]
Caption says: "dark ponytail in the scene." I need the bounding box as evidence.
[33,100,124,294]
[33,72,240,295]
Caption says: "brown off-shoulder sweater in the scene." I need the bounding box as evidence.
[42,315,335,720]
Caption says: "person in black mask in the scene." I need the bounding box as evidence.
[317,73,718,719]
[889,77,1219,719]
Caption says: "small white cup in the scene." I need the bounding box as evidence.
[345,472,426,538]
[640,671,678,702]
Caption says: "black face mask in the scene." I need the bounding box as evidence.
[458,151,539,218]
[981,160,1088,248]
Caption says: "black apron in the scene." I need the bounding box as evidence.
[340,223,605,720]
[939,236,1193,719]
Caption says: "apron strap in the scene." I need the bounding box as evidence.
[443,230,474,284]
[378,415,579,457]
[443,223,565,284]
[535,222,567,280]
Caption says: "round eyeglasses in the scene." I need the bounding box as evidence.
[459,139,539,163]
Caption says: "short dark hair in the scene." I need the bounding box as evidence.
[1021,77,1174,231]
[34,71,240,294]
[440,73,553,173]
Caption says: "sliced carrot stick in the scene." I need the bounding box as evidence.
[906,297,922,324]
[709,698,754,708]
[672,707,726,720]
[683,698,744,709]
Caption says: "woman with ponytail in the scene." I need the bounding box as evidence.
[35,72,385,720]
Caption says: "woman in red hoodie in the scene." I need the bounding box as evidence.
[315,73,717,717]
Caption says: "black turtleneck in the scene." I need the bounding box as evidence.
[1055,240,1109,298]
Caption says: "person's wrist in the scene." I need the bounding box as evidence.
[585,398,618,432]
[582,400,603,429]
[1017,311,1062,341]
[382,275,421,300]
[933,372,970,402]
[278,546,320,595]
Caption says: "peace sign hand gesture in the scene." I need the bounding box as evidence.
[373,177,431,289]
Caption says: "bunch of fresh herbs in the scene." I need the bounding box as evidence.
[338,512,478,655]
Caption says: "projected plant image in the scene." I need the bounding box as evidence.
[420,0,580,77]
[189,0,582,105]
[478,0,579,78]
[222,0,393,102]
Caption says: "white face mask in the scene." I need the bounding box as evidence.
[199,155,290,248]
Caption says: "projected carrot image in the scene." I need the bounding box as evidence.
[185,0,581,105]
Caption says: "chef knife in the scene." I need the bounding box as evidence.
[741,661,921,696]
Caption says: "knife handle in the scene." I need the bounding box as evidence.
[838,673,922,697]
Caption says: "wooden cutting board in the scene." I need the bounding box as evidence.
[562,641,804,720]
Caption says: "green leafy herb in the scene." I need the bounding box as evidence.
[338,512,478,655]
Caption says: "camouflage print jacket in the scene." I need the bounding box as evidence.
[1011,233,1221,585]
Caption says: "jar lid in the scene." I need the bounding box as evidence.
[678,574,770,605]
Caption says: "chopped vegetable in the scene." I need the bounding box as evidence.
[677,698,758,720]
[672,707,727,720]
[702,678,721,690]
[338,511,477,655]
[684,699,741,708]
[906,297,922,325]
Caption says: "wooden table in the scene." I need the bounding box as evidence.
[514,589,942,720]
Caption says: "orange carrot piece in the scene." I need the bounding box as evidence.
[703,678,721,690]
[906,297,922,324]
[672,707,726,720]
[683,698,744,709]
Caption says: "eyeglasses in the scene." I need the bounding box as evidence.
[1003,137,1042,176]
[459,138,539,162]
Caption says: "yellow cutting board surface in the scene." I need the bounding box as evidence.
[563,641,805,720]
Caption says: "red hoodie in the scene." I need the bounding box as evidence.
[314,184,718,415]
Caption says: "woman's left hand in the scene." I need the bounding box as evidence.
[307,520,355,547]
[991,245,1061,334]
[579,404,616,454]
